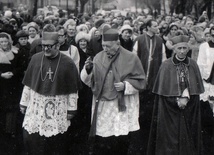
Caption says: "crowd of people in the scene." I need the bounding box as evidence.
[0,5,214,155]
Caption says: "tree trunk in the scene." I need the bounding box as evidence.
[80,2,85,13]
[75,0,79,16]
[32,0,38,17]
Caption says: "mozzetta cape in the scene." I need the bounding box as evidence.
[152,57,204,96]
[23,52,79,95]
[91,46,145,99]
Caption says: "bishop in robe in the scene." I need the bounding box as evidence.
[147,35,204,155]
[81,28,145,155]
[19,31,80,155]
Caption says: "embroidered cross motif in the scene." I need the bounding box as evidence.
[180,71,185,82]
[47,68,53,80]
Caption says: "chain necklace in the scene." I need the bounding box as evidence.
[40,53,61,82]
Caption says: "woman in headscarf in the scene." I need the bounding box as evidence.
[119,24,134,51]
[163,23,179,58]
[0,32,26,137]
[27,22,40,44]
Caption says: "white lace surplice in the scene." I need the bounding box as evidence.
[20,86,78,137]
[197,42,214,102]
[81,67,140,137]
[94,88,140,137]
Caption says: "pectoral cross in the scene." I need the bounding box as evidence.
[180,71,185,82]
[47,68,53,80]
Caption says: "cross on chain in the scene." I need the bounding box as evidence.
[47,68,53,80]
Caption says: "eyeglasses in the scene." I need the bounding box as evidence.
[42,43,57,49]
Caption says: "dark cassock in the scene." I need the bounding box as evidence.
[132,20,166,154]
[147,35,204,155]
[19,32,80,155]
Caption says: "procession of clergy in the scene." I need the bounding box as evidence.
[0,9,214,155]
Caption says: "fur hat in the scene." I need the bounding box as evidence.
[42,32,58,45]
[4,10,12,18]
[16,30,29,39]
[76,24,89,33]
[75,31,90,43]
[169,22,179,29]
[120,25,133,34]
[27,22,39,32]
[63,19,76,29]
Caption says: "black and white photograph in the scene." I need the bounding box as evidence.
[0,0,214,154]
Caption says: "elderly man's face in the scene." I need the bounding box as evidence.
[174,43,189,59]
[66,25,76,37]
[102,40,119,58]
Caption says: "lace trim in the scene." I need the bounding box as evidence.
[22,90,75,137]
[93,93,140,137]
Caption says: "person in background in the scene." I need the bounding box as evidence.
[27,22,40,44]
[29,24,56,59]
[88,19,111,57]
[0,32,26,138]
[68,31,93,154]
[163,23,179,58]
[15,30,31,70]
[197,26,214,155]
[56,25,80,71]
[132,19,166,154]
[0,32,26,154]
[203,28,211,42]
[119,24,134,51]
[63,19,77,46]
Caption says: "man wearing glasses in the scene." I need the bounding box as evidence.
[56,25,80,72]
[19,31,80,155]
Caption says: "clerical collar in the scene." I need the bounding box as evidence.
[172,54,189,65]
[146,32,154,39]
[208,40,214,48]
[107,46,120,59]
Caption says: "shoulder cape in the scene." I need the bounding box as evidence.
[23,52,80,95]
[152,57,204,96]
[92,46,146,98]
